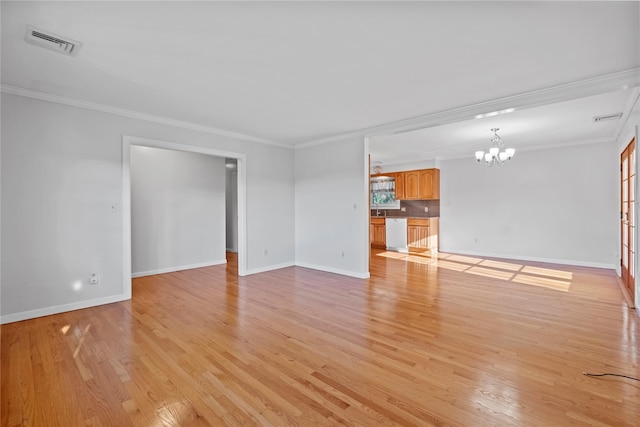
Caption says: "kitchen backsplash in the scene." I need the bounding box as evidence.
[370,199,440,218]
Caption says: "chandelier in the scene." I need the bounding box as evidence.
[475,128,515,166]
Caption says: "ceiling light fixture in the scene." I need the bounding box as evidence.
[474,128,515,166]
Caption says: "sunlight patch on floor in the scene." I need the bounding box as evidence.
[467,266,516,281]
[435,259,472,272]
[406,254,436,265]
[444,254,484,265]
[377,250,574,292]
[512,274,571,292]
[521,266,573,280]
[376,251,409,260]
[479,259,523,272]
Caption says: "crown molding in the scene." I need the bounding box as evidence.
[0,84,293,149]
[295,68,640,149]
[378,136,615,164]
[614,86,640,142]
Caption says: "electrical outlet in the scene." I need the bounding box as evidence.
[424,207,429,212]
[401,207,406,212]
[90,274,99,285]
[341,251,345,257]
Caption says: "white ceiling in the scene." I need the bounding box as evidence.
[1,1,639,162]
[370,88,639,164]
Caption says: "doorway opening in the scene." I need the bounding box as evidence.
[225,158,239,253]
[121,135,247,299]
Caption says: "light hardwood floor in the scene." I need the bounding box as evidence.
[2,250,639,426]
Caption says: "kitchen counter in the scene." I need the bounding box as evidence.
[370,216,439,253]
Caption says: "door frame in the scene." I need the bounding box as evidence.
[121,135,247,299]
[620,136,637,309]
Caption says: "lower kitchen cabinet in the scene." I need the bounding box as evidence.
[407,218,439,253]
[370,217,386,249]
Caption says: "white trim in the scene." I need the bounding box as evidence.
[244,262,296,276]
[122,139,132,299]
[428,136,616,162]
[297,68,640,148]
[363,137,372,278]
[442,249,616,270]
[122,135,249,288]
[132,260,227,278]
[4,70,637,152]
[0,294,129,325]
[1,84,292,149]
[614,87,640,142]
[295,262,370,279]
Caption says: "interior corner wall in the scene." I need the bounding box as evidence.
[438,141,618,268]
[0,93,295,323]
[130,146,226,276]
[294,137,370,278]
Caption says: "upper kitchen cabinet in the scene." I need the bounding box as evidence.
[401,168,440,200]
[419,169,440,199]
[392,172,405,200]
[404,171,419,199]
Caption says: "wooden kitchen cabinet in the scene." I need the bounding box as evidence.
[371,172,405,200]
[407,218,439,253]
[398,169,439,200]
[370,217,386,249]
[404,171,420,199]
[392,172,405,200]
[370,168,438,200]
[419,169,440,199]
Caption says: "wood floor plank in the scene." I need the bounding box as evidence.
[2,250,639,426]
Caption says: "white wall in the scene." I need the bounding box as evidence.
[1,93,295,323]
[439,141,618,267]
[295,137,370,278]
[131,146,226,276]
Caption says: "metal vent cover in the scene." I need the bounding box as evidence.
[593,112,623,123]
[24,25,82,57]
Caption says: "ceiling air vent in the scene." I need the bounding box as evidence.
[593,112,622,123]
[24,25,82,57]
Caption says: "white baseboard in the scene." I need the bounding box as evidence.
[1,294,130,324]
[132,259,227,278]
[243,261,295,276]
[294,262,370,279]
[441,249,616,270]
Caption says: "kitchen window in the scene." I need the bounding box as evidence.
[371,177,400,209]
